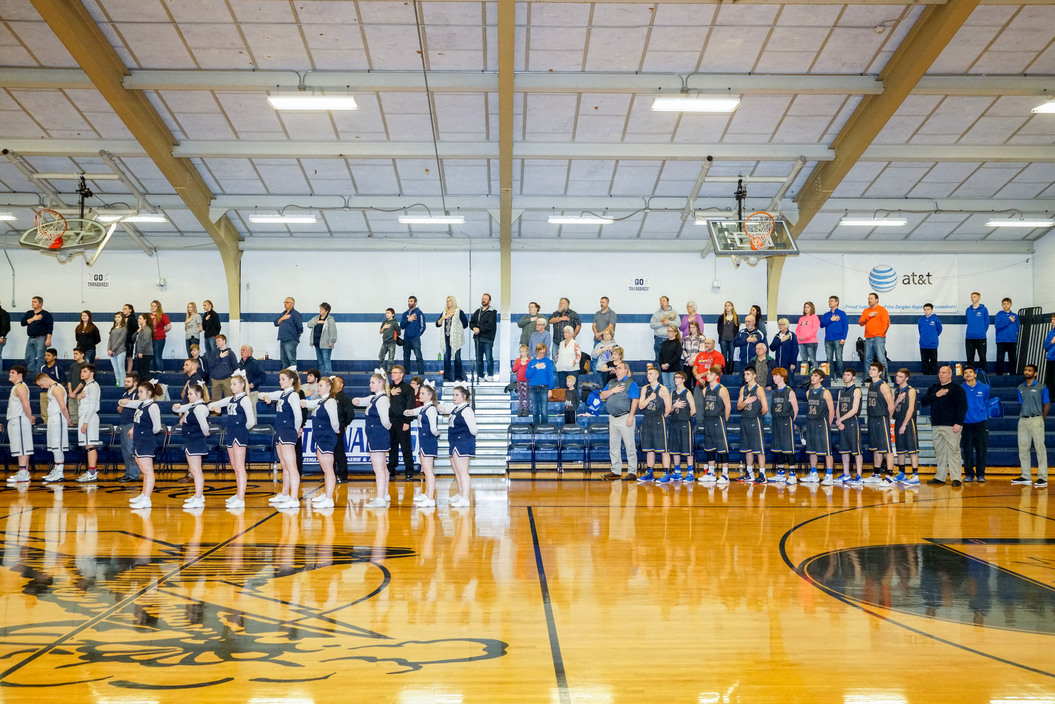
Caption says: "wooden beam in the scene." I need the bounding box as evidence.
[29,0,244,321]
[497,0,514,369]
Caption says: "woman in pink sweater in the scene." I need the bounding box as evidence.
[796,301,820,372]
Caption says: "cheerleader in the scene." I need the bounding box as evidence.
[173,382,211,508]
[117,378,164,509]
[352,371,392,508]
[637,366,671,483]
[403,379,440,507]
[34,374,71,483]
[660,371,696,483]
[262,369,304,510]
[208,370,256,509]
[303,376,339,508]
[441,381,476,508]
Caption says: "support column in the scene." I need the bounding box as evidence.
[497,0,515,373]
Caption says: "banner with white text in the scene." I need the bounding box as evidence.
[841,256,959,316]
[301,419,419,465]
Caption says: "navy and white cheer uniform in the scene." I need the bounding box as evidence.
[407,402,440,458]
[360,393,392,453]
[447,402,477,458]
[306,396,340,456]
[211,392,257,448]
[264,388,303,446]
[126,399,163,459]
[178,400,211,456]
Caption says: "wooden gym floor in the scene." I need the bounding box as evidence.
[0,477,1052,702]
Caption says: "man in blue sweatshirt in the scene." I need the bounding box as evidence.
[917,303,942,375]
[400,295,427,376]
[994,297,1020,376]
[274,297,303,370]
[960,366,990,483]
[965,292,989,372]
[820,295,848,376]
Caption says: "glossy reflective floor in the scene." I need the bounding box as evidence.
[0,476,1052,703]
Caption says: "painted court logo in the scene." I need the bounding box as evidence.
[868,265,898,293]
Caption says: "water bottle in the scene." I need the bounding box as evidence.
[437,352,442,361]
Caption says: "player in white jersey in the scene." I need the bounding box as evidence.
[34,373,71,482]
[3,366,36,484]
[75,364,103,483]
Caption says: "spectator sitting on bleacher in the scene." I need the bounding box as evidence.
[180,356,205,401]
[190,343,209,385]
[208,334,237,401]
[303,369,321,400]
[239,345,267,404]
[526,343,555,426]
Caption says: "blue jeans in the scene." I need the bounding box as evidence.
[475,338,494,377]
[825,339,844,376]
[109,352,126,384]
[280,339,298,369]
[402,336,424,375]
[151,338,165,371]
[120,423,138,479]
[800,343,818,371]
[660,371,676,392]
[530,386,549,425]
[315,346,333,375]
[556,371,578,388]
[443,340,464,381]
[864,337,888,375]
[719,339,735,373]
[25,336,45,375]
[653,337,664,363]
[204,336,218,356]
[186,336,199,357]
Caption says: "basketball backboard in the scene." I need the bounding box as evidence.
[703,215,799,257]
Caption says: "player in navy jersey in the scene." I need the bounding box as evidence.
[891,368,920,486]
[768,367,798,484]
[802,370,835,485]
[659,371,696,483]
[834,369,864,485]
[695,366,731,484]
[865,362,896,484]
[737,366,768,482]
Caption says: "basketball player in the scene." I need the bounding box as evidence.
[737,366,768,482]
[74,364,101,482]
[866,362,896,483]
[892,368,920,486]
[769,367,799,484]
[637,366,671,482]
[835,369,864,485]
[695,365,731,485]
[803,370,835,485]
[3,366,35,484]
[34,373,71,483]
[660,371,696,483]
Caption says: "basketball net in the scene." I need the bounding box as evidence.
[34,209,67,249]
[744,211,775,251]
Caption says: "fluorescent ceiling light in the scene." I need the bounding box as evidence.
[548,215,614,225]
[267,94,359,111]
[97,213,167,223]
[0,213,16,221]
[985,219,1054,228]
[398,215,464,225]
[1031,101,1055,114]
[248,215,319,224]
[839,217,907,227]
[651,96,740,113]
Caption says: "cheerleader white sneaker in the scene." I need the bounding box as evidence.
[275,496,300,510]
[42,468,64,483]
[225,495,241,505]
[129,493,146,503]
[415,496,436,508]
[268,493,288,504]
[313,496,335,509]
[364,497,388,509]
[129,495,151,508]
[7,470,30,483]
[183,496,205,509]
[311,494,331,505]
[413,493,430,505]
[226,497,245,509]
[449,494,471,508]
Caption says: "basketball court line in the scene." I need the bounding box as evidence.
[1008,506,1055,522]
[527,506,570,704]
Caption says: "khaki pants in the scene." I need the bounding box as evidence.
[211,377,233,402]
[1017,416,1048,481]
[608,414,638,476]
[932,426,962,482]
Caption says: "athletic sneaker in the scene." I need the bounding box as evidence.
[1036,480,1049,489]
[657,472,674,484]
[716,474,730,487]
[449,494,471,508]
[364,497,387,508]
[1011,476,1033,485]
[671,470,683,481]
[415,497,437,508]
[310,496,333,509]
[129,495,151,509]
[836,474,851,484]
[803,472,820,484]
[849,475,864,487]
[786,472,798,485]
[275,496,300,510]
[977,476,987,484]
[268,493,288,504]
[863,474,884,484]
[699,472,717,484]
[637,471,655,483]
[820,473,834,486]
[183,496,205,509]
[128,493,146,503]
[774,471,786,484]
[225,495,241,505]
[76,471,97,483]
[906,475,920,487]
[42,468,64,483]
[683,472,696,483]
[226,497,246,509]
[754,473,767,484]
[6,470,30,483]
[963,476,975,483]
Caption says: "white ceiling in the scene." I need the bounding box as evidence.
[1,0,1054,248]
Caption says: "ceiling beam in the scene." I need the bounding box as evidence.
[28,0,244,319]
[4,68,1054,98]
[792,0,982,236]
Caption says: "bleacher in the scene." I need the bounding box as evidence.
[504,359,1052,478]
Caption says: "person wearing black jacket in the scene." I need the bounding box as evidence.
[921,365,968,486]
[387,365,417,480]
[0,300,10,362]
[239,344,268,402]
[470,293,498,382]
[332,376,355,481]
[201,299,222,355]
[121,303,136,374]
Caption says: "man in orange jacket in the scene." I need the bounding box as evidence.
[859,292,891,377]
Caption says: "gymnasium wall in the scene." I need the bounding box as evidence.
[0,245,1038,369]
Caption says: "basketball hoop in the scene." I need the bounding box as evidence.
[33,209,67,249]
[744,211,775,251]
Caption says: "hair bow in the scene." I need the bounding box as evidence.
[373,367,386,376]
[149,378,160,385]
[422,379,436,390]
[231,369,247,379]
[452,380,471,392]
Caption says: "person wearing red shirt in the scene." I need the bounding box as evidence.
[148,299,171,373]
[693,338,726,383]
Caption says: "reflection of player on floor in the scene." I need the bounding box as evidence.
[737,366,768,482]
[34,374,71,483]
[694,366,731,485]
[835,369,864,484]
[659,371,696,484]
[865,362,896,483]
[892,368,920,486]
[637,366,671,482]
[802,370,835,485]
[768,367,799,484]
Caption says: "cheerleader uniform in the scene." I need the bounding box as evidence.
[639,383,667,453]
[866,380,892,454]
[804,387,832,456]
[305,396,340,455]
[212,392,257,448]
[179,400,211,457]
[126,400,163,458]
[364,393,392,453]
[448,402,477,458]
[837,386,862,456]
[6,381,33,458]
[738,382,764,454]
[407,402,440,458]
[264,389,303,446]
[667,387,692,456]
